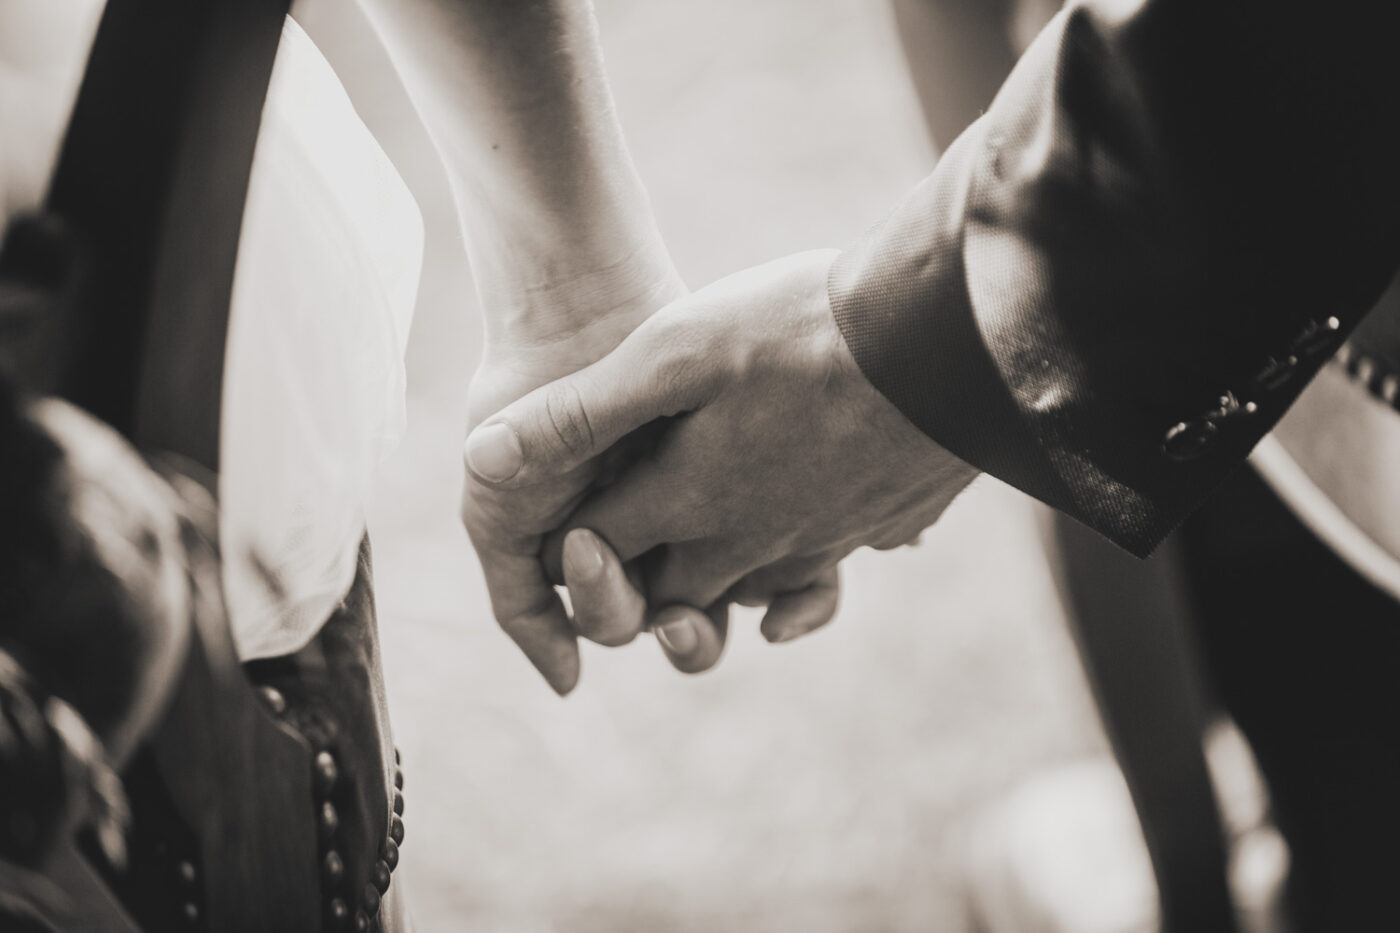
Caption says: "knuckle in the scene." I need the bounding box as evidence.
[542,381,595,460]
[494,597,550,637]
[656,338,716,406]
[646,312,721,402]
[459,490,498,542]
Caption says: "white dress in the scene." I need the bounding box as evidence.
[0,8,424,661]
[221,18,422,659]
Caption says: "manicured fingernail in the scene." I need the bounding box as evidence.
[465,422,522,482]
[562,529,605,583]
[655,616,698,656]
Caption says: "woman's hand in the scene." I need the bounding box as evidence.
[460,245,710,695]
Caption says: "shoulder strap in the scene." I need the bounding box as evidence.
[46,0,290,473]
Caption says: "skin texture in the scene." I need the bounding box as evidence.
[357,0,845,692]
[353,0,711,693]
[468,250,980,677]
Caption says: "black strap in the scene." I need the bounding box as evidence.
[46,0,290,472]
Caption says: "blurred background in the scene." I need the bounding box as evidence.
[303,1,1111,929]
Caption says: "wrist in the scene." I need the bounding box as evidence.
[471,225,685,351]
[464,233,686,428]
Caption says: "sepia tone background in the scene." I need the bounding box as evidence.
[300,1,1109,928]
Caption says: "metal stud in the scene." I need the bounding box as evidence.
[182,902,200,923]
[176,860,198,886]
[314,751,339,796]
[394,769,403,791]
[259,685,287,716]
[354,910,369,932]
[371,860,391,894]
[392,792,404,816]
[381,838,399,871]
[1356,356,1376,387]
[328,898,350,927]
[389,815,404,845]
[319,801,340,841]
[362,882,381,915]
[1381,374,1399,405]
[323,850,345,886]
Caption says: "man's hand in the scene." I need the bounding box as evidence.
[467,249,980,667]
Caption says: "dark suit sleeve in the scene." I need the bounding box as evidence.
[830,0,1400,555]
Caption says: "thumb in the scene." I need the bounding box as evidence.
[464,315,713,487]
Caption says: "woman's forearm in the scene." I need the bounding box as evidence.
[354,0,676,339]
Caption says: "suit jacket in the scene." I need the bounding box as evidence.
[829,0,1400,556]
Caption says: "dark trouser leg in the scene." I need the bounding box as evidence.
[1052,514,1239,933]
[887,3,1238,927]
[1178,468,1400,932]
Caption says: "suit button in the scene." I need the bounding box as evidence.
[258,685,287,716]
[1293,315,1341,358]
[1163,419,1217,461]
[1254,354,1298,393]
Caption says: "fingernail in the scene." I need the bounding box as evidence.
[654,615,699,656]
[767,626,800,644]
[562,529,605,583]
[465,422,522,482]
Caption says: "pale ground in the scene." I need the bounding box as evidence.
[305,2,1108,929]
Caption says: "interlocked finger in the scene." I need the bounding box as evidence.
[651,600,729,675]
[758,566,840,644]
[561,527,647,647]
[541,455,694,584]
[473,544,580,695]
[726,553,835,607]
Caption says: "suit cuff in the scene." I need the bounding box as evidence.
[828,122,1170,556]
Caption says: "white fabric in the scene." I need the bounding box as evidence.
[1250,360,1400,603]
[1251,436,1400,604]
[220,18,423,660]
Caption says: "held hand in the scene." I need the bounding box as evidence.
[556,527,842,676]
[468,249,979,660]
[461,251,719,695]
